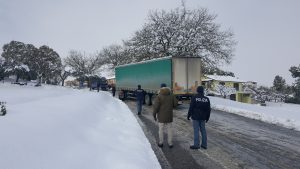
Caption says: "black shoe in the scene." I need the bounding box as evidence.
[158,143,163,148]
[137,112,141,115]
[201,145,207,149]
[190,145,200,149]
[169,145,173,148]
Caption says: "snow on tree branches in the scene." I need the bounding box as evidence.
[64,50,102,78]
[1,41,62,85]
[125,5,236,70]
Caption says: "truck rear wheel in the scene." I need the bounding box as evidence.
[145,94,152,106]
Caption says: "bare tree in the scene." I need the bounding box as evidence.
[215,84,236,98]
[64,50,102,78]
[125,4,236,69]
[59,65,72,86]
[99,44,133,69]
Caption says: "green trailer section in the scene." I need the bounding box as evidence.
[115,57,172,93]
[115,56,201,104]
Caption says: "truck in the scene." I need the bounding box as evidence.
[89,76,108,91]
[115,56,202,105]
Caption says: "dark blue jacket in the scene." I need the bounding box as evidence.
[188,94,211,121]
[135,89,145,101]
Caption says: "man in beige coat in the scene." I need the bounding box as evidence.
[153,83,178,148]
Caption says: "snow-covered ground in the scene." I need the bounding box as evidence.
[1,84,299,169]
[210,96,300,131]
[0,84,161,169]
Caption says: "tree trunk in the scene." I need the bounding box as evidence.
[36,75,42,86]
[16,74,20,83]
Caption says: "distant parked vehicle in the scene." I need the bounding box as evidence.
[89,76,108,92]
[99,77,108,91]
[90,82,99,90]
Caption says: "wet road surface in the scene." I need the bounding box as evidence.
[124,100,300,169]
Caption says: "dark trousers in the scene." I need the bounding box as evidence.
[137,100,143,113]
[193,120,207,148]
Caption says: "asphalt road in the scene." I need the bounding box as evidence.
[124,100,300,169]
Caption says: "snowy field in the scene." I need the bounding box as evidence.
[0,84,161,169]
[210,96,300,131]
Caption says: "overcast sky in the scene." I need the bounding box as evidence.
[1,0,299,86]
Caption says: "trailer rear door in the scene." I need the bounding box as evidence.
[172,57,201,95]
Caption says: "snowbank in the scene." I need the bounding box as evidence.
[0,84,161,169]
[209,96,300,131]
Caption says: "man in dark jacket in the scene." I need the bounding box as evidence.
[135,85,145,115]
[188,86,211,149]
[111,84,116,97]
[153,83,178,148]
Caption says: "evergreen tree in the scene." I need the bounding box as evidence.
[285,64,300,104]
[289,65,300,98]
[1,41,30,82]
[294,79,300,98]
[23,44,39,80]
[0,56,6,81]
[273,75,286,93]
[30,45,62,85]
[289,65,300,79]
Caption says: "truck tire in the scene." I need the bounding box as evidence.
[145,94,152,106]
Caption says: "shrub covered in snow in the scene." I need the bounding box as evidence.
[0,102,6,116]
